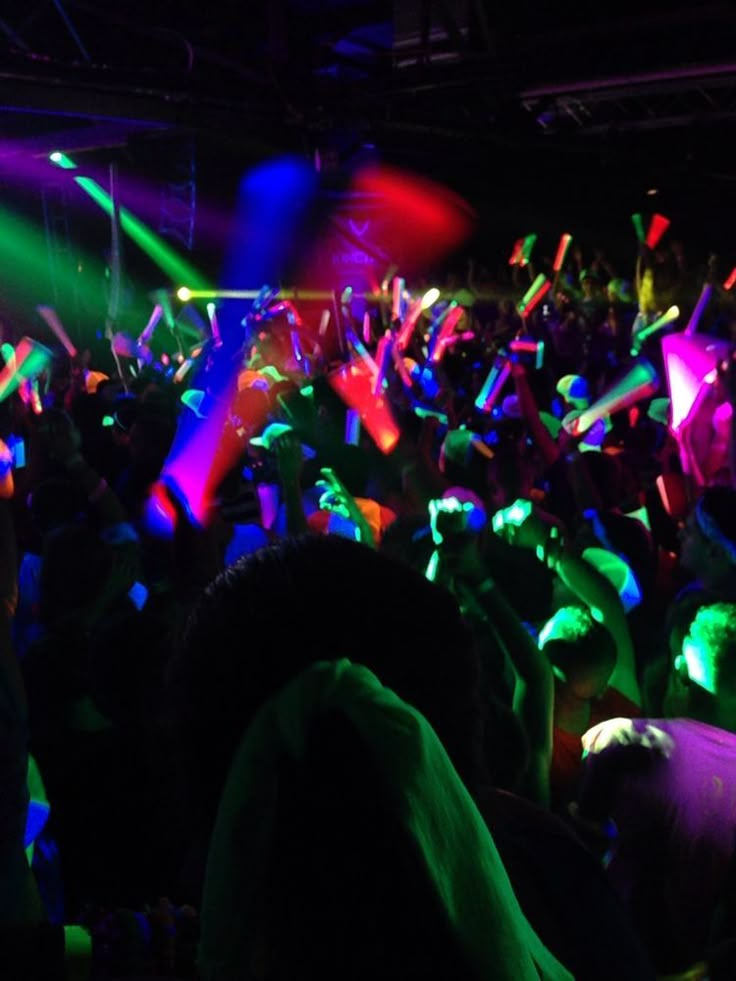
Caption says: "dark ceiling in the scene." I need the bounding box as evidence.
[3,1,736,276]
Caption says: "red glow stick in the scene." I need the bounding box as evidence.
[646,213,670,250]
[724,268,736,291]
[553,233,573,272]
[328,359,400,454]
[36,306,77,358]
[509,238,524,265]
[520,279,551,319]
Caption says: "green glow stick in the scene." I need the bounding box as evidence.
[631,213,646,244]
[518,274,548,314]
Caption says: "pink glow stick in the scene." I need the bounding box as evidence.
[430,304,465,363]
[391,277,406,322]
[36,306,77,358]
[138,304,163,347]
[395,296,425,351]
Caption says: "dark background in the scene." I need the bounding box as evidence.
[2,0,736,330]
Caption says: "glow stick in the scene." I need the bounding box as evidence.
[661,333,728,430]
[29,378,42,415]
[724,268,736,291]
[138,304,163,347]
[475,358,512,413]
[517,273,548,315]
[631,213,646,244]
[520,234,537,266]
[319,309,331,338]
[421,287,441,310]
[553,233,573,272]
[345,328,379,377]
[173,358,194,383]
[392,346,415,388]
[362,311,371,345]
[206,303,222,347]
[508,238,524,266]
[328,359,400,454]
[564,359,659,436]
[426,301,458,360]
[520,280,551,320]
[0,336,52,402]
[429,304,465,363]
[391,277,406,322]
[395,296,426,351]
[684,285,712,336]
[646,213,670,250]
[373,332,393,395]
[433,330,475,364]
[510,338,545,369]
[1,343,16,373]
[36,306,77,357]
[345,409,361,445]
[630,305,679,355]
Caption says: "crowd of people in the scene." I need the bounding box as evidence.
[3,228,736,979]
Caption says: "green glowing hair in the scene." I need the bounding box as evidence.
[686,603,736,697]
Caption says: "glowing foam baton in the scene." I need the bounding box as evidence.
[520,234,537,267]
[1,343,16,373]
[36,306,77,358]
[509,338,545,369]
[475,357,512,414]
[373,332,393,395]
[646,213,670,250]
[429,304,465,364]
[433,330,475,364]
[517,274,549,317]
[138,304,163,348]
[345,409,361,446]
[206,302,222,348]
[724,268,736,291]
[553,233,573,272]
[395,295,426,351]
[684,285,712,336]
[509,238,524,266]
[0,337,53,402]
[426,301,457,360]
[392,346,415,389]
[328,359,401,454]
[391,276,406,323]
[630,305,680,355]
[631,213,646,244]
[563,359,659,437]
[173,358,195,384]
[362,311,372,345]
[345,328,379,377]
